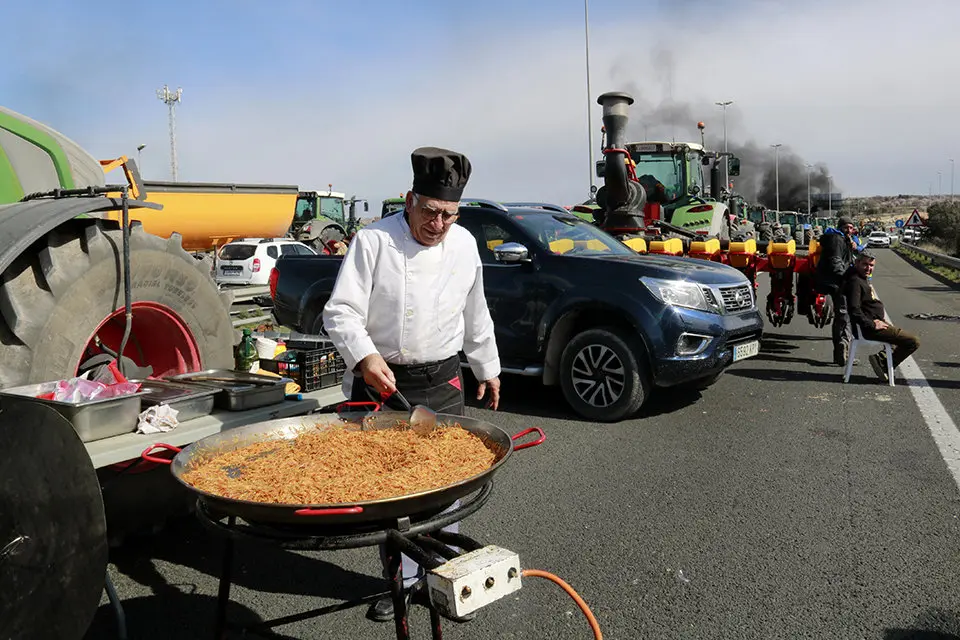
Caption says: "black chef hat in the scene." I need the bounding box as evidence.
[411,147,472,202]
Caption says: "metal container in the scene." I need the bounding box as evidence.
[0,382,146,443]
[130,379,219,422]
[165,369,289,411]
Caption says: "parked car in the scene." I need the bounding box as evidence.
[867,231,891,248]
[270,202,764,422]
[216,238,317,286]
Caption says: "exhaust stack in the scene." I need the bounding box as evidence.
[596,92,646,234]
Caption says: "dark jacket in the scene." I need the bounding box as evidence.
[845,272,885,334]
[815,228,855,294]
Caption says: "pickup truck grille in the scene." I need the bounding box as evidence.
[719,284,754,313]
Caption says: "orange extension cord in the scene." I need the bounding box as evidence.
[522,569,603,639]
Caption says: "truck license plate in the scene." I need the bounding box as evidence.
[733,340,759,362]
[220,265,242,273]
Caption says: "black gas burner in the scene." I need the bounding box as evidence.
[196,482,495,640]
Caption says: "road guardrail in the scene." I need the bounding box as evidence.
[900,242,960,270]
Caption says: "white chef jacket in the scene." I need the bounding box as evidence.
[322,213,500,397]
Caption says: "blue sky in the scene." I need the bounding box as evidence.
[4,0,960,210]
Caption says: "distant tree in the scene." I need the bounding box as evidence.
[926,201,960,255]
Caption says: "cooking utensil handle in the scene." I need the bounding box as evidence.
[140,443,182,464]
[294,506,364,516]
[336,401,381,413]
[381,390,412,411]
[512,427,546,451]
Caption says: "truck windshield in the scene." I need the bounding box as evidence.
[513,214,635,256]
[630,152,684,202]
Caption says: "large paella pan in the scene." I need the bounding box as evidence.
[142,407,544,527]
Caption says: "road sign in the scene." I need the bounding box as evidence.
[895,219,904,228]
[904,209,926,227]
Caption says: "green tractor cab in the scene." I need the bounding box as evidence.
[381,196,405,218]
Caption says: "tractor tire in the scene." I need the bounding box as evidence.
[0,219,234,387]
[320,225,346,245]
[0,219,235,542]
[794,230,804,246]
[559,326,650,422]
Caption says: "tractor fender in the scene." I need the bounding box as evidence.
[0,197,159,274]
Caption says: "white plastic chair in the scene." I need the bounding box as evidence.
[844,321,894,386]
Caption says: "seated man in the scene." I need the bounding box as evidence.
[845,251,920,381]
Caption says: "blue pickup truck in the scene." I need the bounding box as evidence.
[270,201,763,422]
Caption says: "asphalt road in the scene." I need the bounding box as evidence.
[84,248,960,640]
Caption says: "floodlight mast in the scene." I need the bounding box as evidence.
[156,85,183,181]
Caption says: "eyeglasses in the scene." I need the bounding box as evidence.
[414,195,459,222]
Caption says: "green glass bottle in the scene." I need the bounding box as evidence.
[235,328,258,372]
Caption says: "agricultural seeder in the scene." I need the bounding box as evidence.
[622,233,832,329]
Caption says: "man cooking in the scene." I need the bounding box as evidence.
[323,146,501,622]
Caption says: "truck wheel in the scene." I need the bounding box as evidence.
[559,327,650,422]
[0,219,234,387]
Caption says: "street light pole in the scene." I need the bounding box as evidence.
[770,143,782,212]
[136,144,146,173]
[938,171,942,198]
[951,158,955,200]
[716,101,733,189]
[583,0,595,199]
[805,163,812,215]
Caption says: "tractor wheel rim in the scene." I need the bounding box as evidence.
[571,344,625,408]
[80,301,201,378]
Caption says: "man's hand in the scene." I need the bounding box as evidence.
[477,377,500,411]
[358,353,396,396]
[873,319,889,331]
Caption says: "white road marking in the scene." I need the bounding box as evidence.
[878,308,960,490]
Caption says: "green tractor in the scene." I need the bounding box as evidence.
[292,188,368,250]
[775,211,813,246]
[595,138,748,242]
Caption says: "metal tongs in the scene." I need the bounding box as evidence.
[380,389,438,436]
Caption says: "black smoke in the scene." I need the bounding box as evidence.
[607,45,839,211]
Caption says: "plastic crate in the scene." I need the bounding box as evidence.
[260,346,345,392]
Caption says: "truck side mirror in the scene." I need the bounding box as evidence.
[728,157,741,176]
[493,242,530,263]
[364,201,369,212]
[595,160,606,179]
[702,156,711,166]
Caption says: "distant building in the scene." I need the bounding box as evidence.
[810,193,843,212]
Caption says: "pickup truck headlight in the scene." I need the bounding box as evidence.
[640,277,722,314]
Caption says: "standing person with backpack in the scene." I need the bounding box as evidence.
[815,215,859,365]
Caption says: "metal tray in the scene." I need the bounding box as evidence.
[130,379,219,423]
[164,369,289,411]
[0,382,146,443]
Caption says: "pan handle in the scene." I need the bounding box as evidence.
[294,506,365,516]
[141,443,182,465]
[336,401,381,413]
[511,427,546,451]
